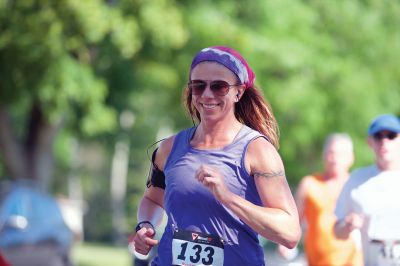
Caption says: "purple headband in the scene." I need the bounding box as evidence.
[190,46,255,89]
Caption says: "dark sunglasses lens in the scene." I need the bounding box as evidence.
[388,132,398,140]
[210,81,230,95]
[373,132,398,140]
[189,82,206,95]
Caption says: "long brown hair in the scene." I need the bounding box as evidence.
[183,86,280,149]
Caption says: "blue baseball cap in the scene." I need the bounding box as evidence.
[368,114,400,136]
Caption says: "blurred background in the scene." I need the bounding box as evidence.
[0,0,399,265]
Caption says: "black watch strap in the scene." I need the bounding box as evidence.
[135,221,154,232]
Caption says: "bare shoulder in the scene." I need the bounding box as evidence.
[296,175,314,198]
[155,135,176,171]
[246,137,284,177]
[246,137,296,212]
[298,175,315,189]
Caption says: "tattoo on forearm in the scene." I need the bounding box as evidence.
[253,170,285,179]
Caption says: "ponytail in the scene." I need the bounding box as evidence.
[234,87,279,149]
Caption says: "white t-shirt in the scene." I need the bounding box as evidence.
[335,165,400,266]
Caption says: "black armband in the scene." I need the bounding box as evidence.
[146,148,166,189]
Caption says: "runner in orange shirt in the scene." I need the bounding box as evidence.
[279,133,363,265]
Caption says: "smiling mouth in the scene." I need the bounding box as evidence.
[202,103,219,109]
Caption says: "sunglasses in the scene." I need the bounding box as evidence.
[373,131,398,140]
[188,80,242,96]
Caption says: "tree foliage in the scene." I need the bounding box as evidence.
[1,0,399,241]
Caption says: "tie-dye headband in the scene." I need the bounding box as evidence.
[190,46,255,89]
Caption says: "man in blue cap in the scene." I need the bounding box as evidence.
[333,114,400,266]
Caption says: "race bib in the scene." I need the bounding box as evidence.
[172,228,224,266]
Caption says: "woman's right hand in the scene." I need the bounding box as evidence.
[131,227,159,255]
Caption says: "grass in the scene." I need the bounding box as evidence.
[72,242,132,266]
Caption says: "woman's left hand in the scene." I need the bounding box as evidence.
[195,164,231,203]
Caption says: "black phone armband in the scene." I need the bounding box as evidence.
[146,148,166,189]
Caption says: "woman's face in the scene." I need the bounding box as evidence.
[190,62,242,122]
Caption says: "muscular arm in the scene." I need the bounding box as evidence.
[133,137,175,255]
[332,176,364,239]
[276,177,309,256]
[138,187,165,227]
[137,136,175,226]
[221,138,301,248]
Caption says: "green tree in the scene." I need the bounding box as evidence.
[1,0,399,243]
[0,0,140,189]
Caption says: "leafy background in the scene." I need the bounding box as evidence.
[1,0,399,243]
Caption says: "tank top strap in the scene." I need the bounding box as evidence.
[165,126,196,169]
[165,125,269,171]
[233,125,265,146]
[236,126,269,171]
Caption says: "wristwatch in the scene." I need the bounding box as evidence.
[135,221,155,232]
